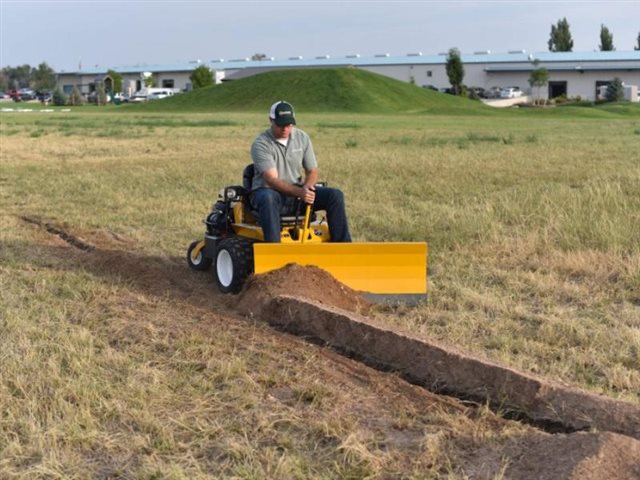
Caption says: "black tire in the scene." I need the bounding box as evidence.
[187,240,212,271]
[214,236,254,293]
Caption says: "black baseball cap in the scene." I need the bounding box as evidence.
[269,101,296,126]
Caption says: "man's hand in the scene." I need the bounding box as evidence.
[300,185,315,204]
[262,166,317,204]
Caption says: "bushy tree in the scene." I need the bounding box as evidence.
[599,24,614,51]
[190,65,214,89]
[143,76,155,88]
[96,84,108,105]
[548,17,574,52]
[2,64,32,89]
[67,86,84,106]
[52,87,66,106]
[32,62,56,91]
[251,53,268,61]
[106,69,123,93]
[445,48,464,95]
[1,63,60,91]
[635,32,639,50]
[528,67,549,105]
[605,77,624,102]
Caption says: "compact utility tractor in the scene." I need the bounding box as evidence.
[187,165,428,301]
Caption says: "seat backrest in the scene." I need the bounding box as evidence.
[242,164,254,191]
[241,163,317,224]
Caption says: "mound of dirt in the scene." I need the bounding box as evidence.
[235,263,370,317]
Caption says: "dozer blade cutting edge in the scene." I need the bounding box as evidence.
[253,242,428,303]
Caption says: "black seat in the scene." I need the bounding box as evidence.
[242,164,311,222]
[242,164,255,191]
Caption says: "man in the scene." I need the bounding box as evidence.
[250,100,351,243]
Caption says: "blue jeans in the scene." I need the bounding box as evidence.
[251,187,352,243]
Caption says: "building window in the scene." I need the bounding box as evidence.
[162,79,174,88]
[426,70,432,77]
[63,85,73,94]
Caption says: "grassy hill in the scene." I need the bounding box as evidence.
[132,67,490,114]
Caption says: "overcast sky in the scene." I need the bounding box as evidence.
[1,1,639,72]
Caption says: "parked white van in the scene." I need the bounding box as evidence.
[500,87,523,99]
[131,88,179,102]
[147,89,175,100]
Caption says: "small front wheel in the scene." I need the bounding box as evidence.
[214,237,254,293]
[187,240,212,271]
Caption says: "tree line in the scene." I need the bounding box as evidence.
[547,17,636,52]
[0,62,57,92]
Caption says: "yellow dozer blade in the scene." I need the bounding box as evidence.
[253,242,427,302]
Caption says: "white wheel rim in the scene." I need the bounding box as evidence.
[217,249,234,287]
[191,249,202,265]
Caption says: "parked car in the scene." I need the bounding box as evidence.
[500,87,523,99]
[36,91,52,103]
[19,88,36,100]
[113,92,129,103]
[147,90,174,100]
[9,88,36,101]
[484,86,502,99]
[0,91,10,100]
[468,86,486,99]
[129,93,148,102]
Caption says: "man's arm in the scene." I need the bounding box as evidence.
[263,167,316,204]
[302,168,318,190]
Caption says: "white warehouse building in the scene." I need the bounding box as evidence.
[56,50,640,102]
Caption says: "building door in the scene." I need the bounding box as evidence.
[548,81,567,99]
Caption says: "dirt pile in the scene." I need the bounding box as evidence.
[234,263,371,317]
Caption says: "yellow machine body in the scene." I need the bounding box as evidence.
[196,198,428,300]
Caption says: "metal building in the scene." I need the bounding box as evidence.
[55,50,640,102]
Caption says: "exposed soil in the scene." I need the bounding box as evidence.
[235,263,371,318]
[15,216,640,479]
[461,431,640,480]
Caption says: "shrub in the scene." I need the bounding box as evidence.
[67,86,84,106]
[96,84,108,106]
[190,65,214,89]
[52,87,66,106]
[605,78,625,102]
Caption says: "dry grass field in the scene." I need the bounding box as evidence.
[1,106,639,478]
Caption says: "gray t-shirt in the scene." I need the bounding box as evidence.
[250,127,317,190]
